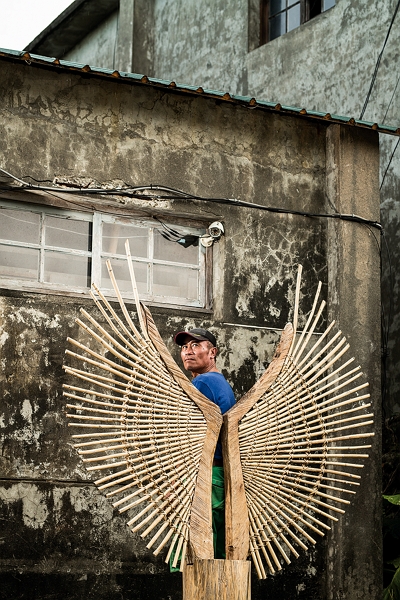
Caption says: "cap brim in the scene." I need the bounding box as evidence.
[174,331,209,345]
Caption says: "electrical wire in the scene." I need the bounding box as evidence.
[380,138,400,190]
[382,73,400,124]
[360,0,400,120]
[0,168,383,232]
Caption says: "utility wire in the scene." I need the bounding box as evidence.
[360,0,400,120]
[0,168,383,232]
[382,73,400,124]
[380,138,400,190]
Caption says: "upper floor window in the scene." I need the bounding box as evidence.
[259,0,335,45]
[0,201,209,308]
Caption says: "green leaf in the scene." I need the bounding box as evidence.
[383,495,400,506]
[383,566,400,600]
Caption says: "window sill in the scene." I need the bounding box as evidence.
[0,282,213,313]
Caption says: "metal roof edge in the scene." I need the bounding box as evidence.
[0,49,398,137]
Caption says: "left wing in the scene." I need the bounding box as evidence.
[64,244,222,570]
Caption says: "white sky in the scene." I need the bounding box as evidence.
[0,0,73,51]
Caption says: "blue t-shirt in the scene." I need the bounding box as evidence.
[192,372,236,460]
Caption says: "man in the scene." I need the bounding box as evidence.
[174,328,236,560]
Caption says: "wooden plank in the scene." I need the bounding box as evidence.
[183,559,251,600]
[141,303,223,561]
[222,323,293,560]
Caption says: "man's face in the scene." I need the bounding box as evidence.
[180,336,217,375]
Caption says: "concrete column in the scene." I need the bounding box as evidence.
[132,0,154,76]
[325,124,382,600]
[115,0,154,75]
[115,0,134,73]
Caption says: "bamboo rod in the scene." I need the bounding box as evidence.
[249,537,268,578]
[64,372,201,411]
[248,493,305,553]
[291,281,322,360]
[88,293,145,357]
[104,258,147,345]
[246,472,346,515]
[125,241,151,342]
[90,283,154,359]
[245,478,333,536]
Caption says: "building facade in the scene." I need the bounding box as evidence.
[27,0,400,421]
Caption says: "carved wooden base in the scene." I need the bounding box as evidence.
[183,559,251,600]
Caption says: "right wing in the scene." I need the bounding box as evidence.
[232,266,374,578]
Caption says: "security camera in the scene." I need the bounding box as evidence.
[208,221,224,239]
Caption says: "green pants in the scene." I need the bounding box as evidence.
[211,466,226,559]
[169,466,225,571]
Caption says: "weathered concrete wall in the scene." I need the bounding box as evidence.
[325,125,382,600]
[57,0,399,419]
[150,0,400,420]
[0,57,379,599]
[63,10,119,70]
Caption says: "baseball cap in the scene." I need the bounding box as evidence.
[174,328,217,347]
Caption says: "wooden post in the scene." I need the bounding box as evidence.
[183,559,251,600]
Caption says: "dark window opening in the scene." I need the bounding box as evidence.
[260,0,335,45]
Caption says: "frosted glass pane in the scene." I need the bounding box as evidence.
[0,209,40,244]
[153,229,199,265]
[270,0,285,16]
[102,222,148,257]
[101,258,147,294]
[44,251,91,287]
[45,216,91,251]
[153,265,198,300]
[269,13,285,39]
[288,4,301,30]
[0,244,39,280]
[323,0,335,9]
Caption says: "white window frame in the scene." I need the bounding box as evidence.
[0,200,208,309]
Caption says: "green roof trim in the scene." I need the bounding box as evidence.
[0,49,398,137]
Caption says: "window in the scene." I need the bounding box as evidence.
[0,201,208,308]
[259,0,335,45]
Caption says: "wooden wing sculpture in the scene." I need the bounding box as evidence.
[63,243,373,578]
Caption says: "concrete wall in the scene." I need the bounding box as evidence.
[63,10,119,70]
[153,0,400,419]
[58,0,400,420]
[0,56,380,599]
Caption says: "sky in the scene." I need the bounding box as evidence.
[0,0,73,51]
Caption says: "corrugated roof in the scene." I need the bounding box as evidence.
[0,48,399,136]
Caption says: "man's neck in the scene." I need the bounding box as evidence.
[191,366,219,378]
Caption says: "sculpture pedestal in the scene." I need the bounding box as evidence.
[183,559,251,600]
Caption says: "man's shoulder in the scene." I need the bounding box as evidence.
[194,372,231,388]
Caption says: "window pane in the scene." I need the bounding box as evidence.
[101,258,147,295]
[153,229,199,265]
[45,216,91,251]
[323,0,335,9]
[102,222,148,257]
[287,0,298,6]
[0,209,40,244]
[270,0,286,16]
[153,265,198,300]
[269,12,286,39]
[288,3,301,30]
[0,244,39,280]
[44,251,91,287]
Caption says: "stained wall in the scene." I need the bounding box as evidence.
[0,56,380,599]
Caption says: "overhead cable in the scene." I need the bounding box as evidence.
[0,167,382,232]
[360,0,400,120]
[380,138,400,190]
